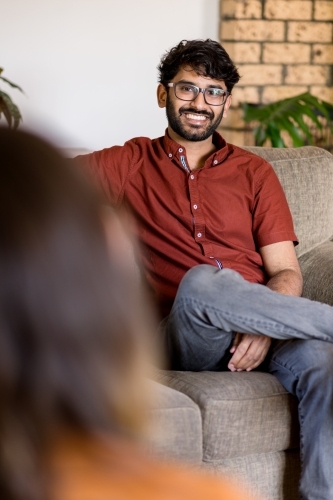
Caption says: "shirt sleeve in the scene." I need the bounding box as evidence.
[71,141,138,205]
[252,161,298,248]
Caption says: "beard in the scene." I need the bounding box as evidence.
[165,97,224,142]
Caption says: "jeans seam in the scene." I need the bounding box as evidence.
[177,297,300,337]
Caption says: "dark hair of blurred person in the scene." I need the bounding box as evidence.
[0,127,256,500]
[0,127,153,500]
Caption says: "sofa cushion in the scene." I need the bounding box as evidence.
[243,146,333,258]
[156,371,299,461]
[299,240,333,305]
[145,380,203,464]
[202,450,301,500]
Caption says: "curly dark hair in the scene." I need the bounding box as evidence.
[157,39,240,93]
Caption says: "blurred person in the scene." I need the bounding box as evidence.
[0,127,257,500]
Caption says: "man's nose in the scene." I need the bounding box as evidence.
[191,89,207,107]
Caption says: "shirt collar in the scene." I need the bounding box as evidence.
[162,129,231,167]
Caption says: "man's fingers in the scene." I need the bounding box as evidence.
[228,334,272,372]
[229,332,242,353]
[228,335,253,369]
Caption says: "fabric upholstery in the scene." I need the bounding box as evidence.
[155,371,299,460]
[146,381,202,464]
[202,450,301,500]
[299,240,333,306]
[244,146,333,258]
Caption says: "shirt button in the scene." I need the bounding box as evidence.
[213,160,218,165]
[168,153,172,158]
[190,174,195,180]
[193,204,198,209]
[197,232,202,238]
[178,148,183,153]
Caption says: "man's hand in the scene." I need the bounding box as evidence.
[227,241,302,372]
[228,332,272,372]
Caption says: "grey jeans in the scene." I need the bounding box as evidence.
[160,265,333,500]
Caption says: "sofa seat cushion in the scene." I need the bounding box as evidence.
[156,371,299,461]
[202,450,301,500]
[145,380,203,464]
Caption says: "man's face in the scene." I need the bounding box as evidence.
[157,66,231,142]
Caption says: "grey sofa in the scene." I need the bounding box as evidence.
[147,146,333,500]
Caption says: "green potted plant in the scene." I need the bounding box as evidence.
[242,92,333,149]
[0,68,23,129]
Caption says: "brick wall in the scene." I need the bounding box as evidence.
[219,0,333,145]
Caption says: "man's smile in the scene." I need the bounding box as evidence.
[184,113,207,121]
[179,107,214,127]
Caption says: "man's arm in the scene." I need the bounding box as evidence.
[261,240,303,296]
[228,240,303,372]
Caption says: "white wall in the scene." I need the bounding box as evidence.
[2,0,220,150]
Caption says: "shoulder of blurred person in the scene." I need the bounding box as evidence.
[47,431,257,500]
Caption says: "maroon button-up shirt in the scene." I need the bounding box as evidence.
[75,131,298,318]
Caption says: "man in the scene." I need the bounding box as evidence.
[75,40,333,500]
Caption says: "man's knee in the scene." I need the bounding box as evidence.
[178,264,216,292]
[177,264,242,302]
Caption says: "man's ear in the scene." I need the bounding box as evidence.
[157,84,167,108]
[223,95,232,118]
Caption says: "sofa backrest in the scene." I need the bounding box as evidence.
[243,146,333,257]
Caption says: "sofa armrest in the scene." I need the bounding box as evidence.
[298,240,333,305]
[144,380,203,464]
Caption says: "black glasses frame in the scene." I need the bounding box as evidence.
[167,82,230,106]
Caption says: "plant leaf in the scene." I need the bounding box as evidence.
[0,75,24,93]
[242,92,333,148]
[267,122,285,148]
[302,93,332,121]
[0,97,12,127]
[291,113,314,143]
[0,91,22,128]
[296,102,322,129]
[253,125,267,146]
[279,117,304,147]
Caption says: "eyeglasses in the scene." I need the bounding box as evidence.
[168,82,230,106]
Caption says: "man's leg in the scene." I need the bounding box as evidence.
[160,264,333,499]
[160,264,333,370]
[268,339,333,500]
